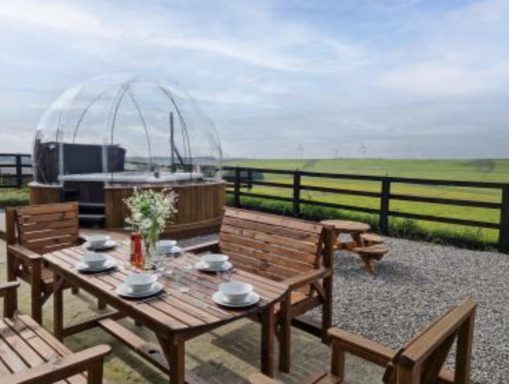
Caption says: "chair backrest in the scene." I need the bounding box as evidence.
[219,207,328,281]
[383,297,477,384]
[5,202,80,254]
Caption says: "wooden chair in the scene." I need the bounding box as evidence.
[0,281,111,384]
[249,297,477,384]
[186,207,335,372]
[5,202,83,324]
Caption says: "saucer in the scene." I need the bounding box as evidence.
[86,240,118,251]
[195,260,232,272]
[75,258,117,273]
[212,291,260,308]
[116,282,164,299]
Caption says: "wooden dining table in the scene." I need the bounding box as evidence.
[42,232,289,384]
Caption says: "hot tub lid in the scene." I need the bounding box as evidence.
[58,171,204,184]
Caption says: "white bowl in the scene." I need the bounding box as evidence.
[219,281,253,304]
[157,240,177,254]
[124,273,158,293]
[81,252,107,269]
[89,235,111,248]
[202,254,229,269]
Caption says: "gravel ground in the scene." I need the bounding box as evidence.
[312,236,509,384]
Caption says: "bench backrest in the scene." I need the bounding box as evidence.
[5,202,80,254]
[219,208,326,281]
[383,297,477,384]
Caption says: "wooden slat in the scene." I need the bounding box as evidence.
[18,211,76,225]
[20,226,78,242]
[4,317,85,384]
[225,208,323,234]
[16,202,76,216]
[220,232,317,266]
[221,223,318,254]
[19,218,78,232]
[222,216,320,243]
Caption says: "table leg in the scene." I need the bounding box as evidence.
[352,232,364,247]
[157,333,185,384]
[53,273,64,341]
[260,303,276,377]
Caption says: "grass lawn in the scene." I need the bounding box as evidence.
[224,158,509,248]
[0,187,29,208]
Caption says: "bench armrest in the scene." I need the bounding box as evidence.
[0,281,20,298]
[182,240,220,254]
[0,345,111,384]
[8,244,41,261]
[328,328,395,367]
[284,268,331,290]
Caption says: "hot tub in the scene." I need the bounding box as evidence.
[58,171,204,184]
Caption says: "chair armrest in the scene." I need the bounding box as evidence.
[0,281,20,298]
[284,268,331,290]
[0,345,111,384]
[248,373,280,384]
[182,240,220,254]
[8,244,41,261]
[328,328,395,367]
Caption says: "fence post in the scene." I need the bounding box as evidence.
[379,178,391,235]
[499,186,509,253]
[247,169,253,190]
[233,167,241,208]
[293,170,301,217]
[15,154,23,188]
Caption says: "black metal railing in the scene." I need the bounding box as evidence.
[0,153,32,188]
[223,166,509,253]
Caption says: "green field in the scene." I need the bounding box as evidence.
[224,158,509,248]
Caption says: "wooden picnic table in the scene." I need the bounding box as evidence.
[43,232,289,384]
[320,220,370,249]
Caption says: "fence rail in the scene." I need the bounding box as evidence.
[0,153,32,188]
[223,166,509,253]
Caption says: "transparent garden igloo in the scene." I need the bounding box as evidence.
[30,74,225,235]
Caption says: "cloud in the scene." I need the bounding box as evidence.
[0,0,507,158]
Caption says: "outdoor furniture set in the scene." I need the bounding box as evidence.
[2,202,476,383]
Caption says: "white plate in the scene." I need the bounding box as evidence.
[86,240,118,251]
[212,291,260,308]
[195,260,232,272]
[75,258,117,273]
[116,282,164,298]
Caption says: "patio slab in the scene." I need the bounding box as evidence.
[0,238,382,384]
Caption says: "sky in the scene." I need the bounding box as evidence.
[0,0,508,159]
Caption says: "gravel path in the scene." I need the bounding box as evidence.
[311,236,509,384]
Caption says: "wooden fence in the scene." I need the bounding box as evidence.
[223,166,509,253]
[0,153,32,188]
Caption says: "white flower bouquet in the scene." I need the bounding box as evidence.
[124,188,178,267]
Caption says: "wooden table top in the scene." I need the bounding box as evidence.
[320,219,371,233]
[43,239,289,333]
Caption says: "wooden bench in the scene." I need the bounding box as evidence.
[0,281,110,384]
[186,207,335,372]
[360,233,384,246]
[4,202,103,324]
[353,244,390,274]
[249,296,476,384]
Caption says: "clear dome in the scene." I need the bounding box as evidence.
[33,73,222,184]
